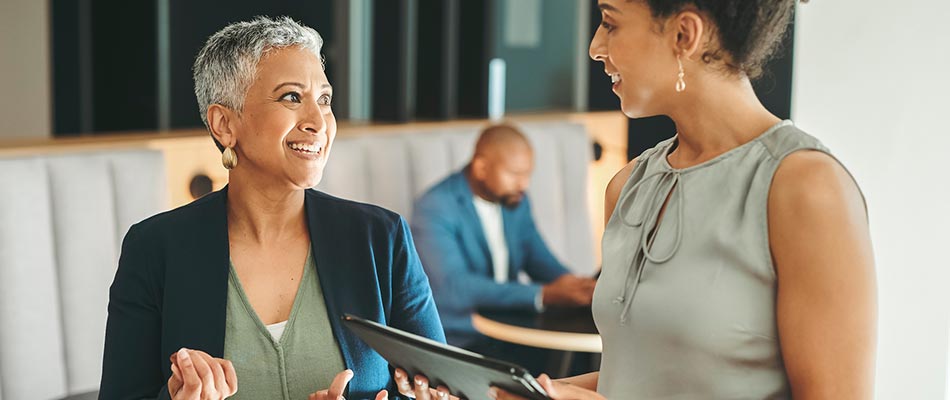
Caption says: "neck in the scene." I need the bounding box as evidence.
[664,74,781,168]
[226,170,307,245]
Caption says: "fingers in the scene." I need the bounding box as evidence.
[210,356,229,396]
[328,369,355,399]
[435,385,451,400]
[413,375,431,400]
[188,350,217,398]
[393,368,413,396]
[537,374,559,397]
[375,389,390,400]
[168,362,183,396]
[176,348,203,398]
[222,359,238,397]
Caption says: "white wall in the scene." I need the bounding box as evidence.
[0,0,51,139]
[792,1,950,399]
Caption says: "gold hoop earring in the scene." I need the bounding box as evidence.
[676,55,686,93]
[222,146,238,170]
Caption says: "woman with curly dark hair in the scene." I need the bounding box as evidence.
[450,0,876,399]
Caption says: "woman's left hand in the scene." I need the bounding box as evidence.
[489,374,605,400]
[392,368,454,400]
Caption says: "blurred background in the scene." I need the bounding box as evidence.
[0,1,948,399]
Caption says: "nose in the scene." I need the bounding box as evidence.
[589,24,607,62]
[299,103,328,135]
[518,176,531,192]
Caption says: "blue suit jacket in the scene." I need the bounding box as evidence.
[100,187,444,400]
[410,171,569,346]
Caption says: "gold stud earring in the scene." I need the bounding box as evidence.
[222,146,238,170]
[676,55,686,93]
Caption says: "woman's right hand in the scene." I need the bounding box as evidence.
[168,348,238,399]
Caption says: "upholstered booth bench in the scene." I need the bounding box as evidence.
[0,149,167,400]
[0,119,596,399]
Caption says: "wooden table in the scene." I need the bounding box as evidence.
[472,308,601,377]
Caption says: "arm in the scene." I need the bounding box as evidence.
[770,151,876,399]
[411,199,540,311]
[557,371,600,391]
[100,224,169,400]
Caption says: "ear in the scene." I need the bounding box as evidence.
[670,10,705,60]
[207,104,239,148]
[470,156,488,180]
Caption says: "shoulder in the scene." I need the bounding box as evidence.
[605,158,639,223]
[769,150,865,220]
[606,158,638,199]
[127,188,225,241]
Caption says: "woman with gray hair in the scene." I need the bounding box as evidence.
[100,17,444,400]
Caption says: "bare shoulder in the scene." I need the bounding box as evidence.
[604,158,638,225]
[769,150,866,223]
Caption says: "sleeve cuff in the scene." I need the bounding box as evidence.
[534,288,545,313]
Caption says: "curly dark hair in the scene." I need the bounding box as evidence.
[639,0,805,78]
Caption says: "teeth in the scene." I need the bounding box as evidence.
[610,74,621,84]
[288,142,322,154]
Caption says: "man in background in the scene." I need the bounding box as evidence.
[411,123,595,373]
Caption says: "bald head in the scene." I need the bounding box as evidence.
[468,124,534,207]
[473,124,533,161]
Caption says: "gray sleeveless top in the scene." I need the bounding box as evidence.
[593,121,838,399]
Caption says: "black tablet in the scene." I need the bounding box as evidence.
[342,314,551,400]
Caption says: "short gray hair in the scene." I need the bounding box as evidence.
[192,16,324,150]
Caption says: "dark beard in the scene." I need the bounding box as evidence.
[500,193,524,209]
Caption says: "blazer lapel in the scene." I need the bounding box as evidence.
[305,191,360,370]
[165,188,230,360]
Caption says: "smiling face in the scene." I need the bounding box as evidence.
[224,45,336,190]
[589,0,680,118]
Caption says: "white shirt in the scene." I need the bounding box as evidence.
[472,195,509,283]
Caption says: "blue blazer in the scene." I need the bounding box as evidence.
[410,171,569,346]
[100,187,444,400]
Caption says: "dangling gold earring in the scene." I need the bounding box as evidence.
[222,146,238,170]
[676,55,686,93]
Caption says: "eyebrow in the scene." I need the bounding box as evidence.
[272,82,333,92]
[598,3,622,13]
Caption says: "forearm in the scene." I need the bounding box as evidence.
[556,371,599,391]
[459,279,540,310]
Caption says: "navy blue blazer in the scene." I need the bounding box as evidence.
[410,171,569,346]
[100,187,444,400]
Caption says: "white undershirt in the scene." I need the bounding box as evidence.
[266,320,288,341]
[472,195,509,283]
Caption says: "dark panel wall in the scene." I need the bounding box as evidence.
[51,0,83,135]
[91,0,158,132]
[168,1,335,129]
[52,1,335,135]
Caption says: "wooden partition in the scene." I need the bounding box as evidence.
[0,112,627,265]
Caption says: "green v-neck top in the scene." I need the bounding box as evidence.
[223,249,346,399]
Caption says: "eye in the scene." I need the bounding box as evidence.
[317,94,333,106]
[601,21,615,32]
[280,92,302,103]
